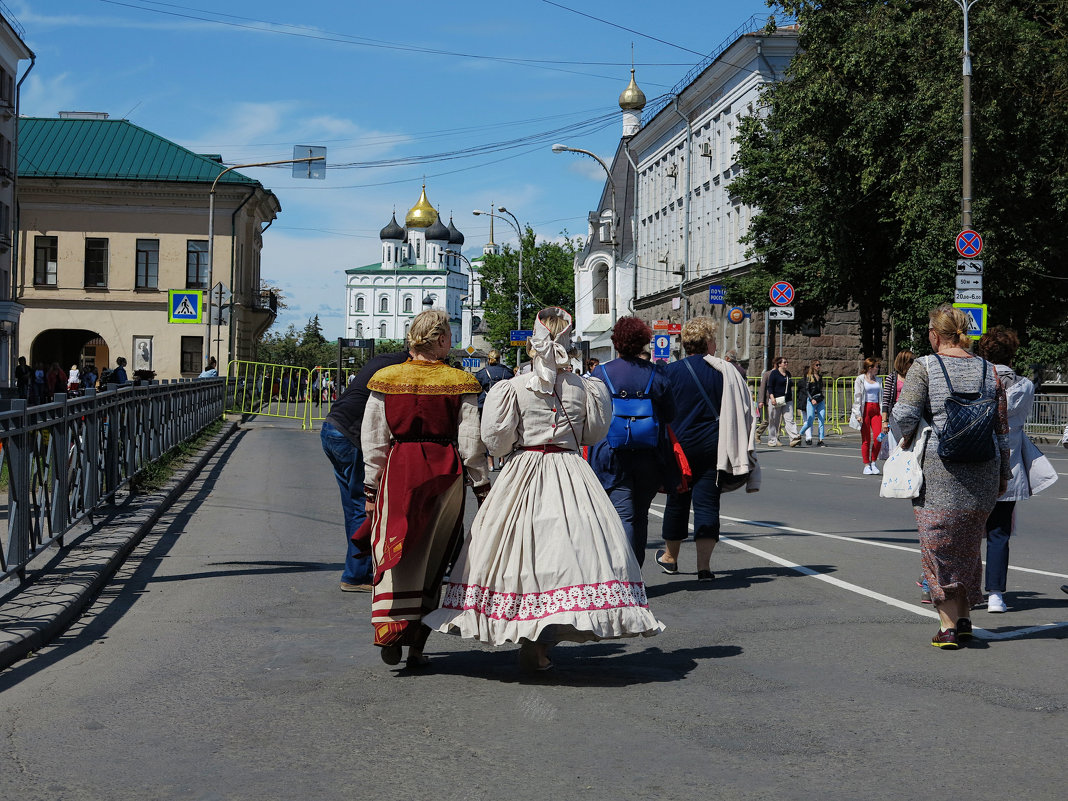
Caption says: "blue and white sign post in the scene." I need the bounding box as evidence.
[168,290,203,324]
[653,334,671,361]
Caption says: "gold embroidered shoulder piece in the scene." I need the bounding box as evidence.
[367,360,481,396]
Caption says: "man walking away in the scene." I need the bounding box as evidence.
[321,346,410,592]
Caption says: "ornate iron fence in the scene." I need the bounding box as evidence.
[0,379,225,582]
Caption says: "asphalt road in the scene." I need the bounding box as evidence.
[1,422,1065,801]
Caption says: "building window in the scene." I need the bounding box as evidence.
[180,336,204,374]
[379,322,387,339]
[356,294,365,313]
[379,295,389,313]
[403,295,413,313]
[186,240,209,289]
[34,235,58,286]
[136,239,159,289]
[84,238,108,288]
[356,322,364,337]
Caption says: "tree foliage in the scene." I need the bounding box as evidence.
[477,226,579,366]
[729,0,1068,367]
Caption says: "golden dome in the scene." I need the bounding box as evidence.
[405,184,439,228]
[619,69,646,111]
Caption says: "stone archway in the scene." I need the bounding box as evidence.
[30,329,110,376]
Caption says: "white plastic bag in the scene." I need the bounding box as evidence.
[880,425,931,499]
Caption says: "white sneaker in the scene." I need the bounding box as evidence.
[988,592,1007,613]
[871,464,880,475]
[863,464,873,474]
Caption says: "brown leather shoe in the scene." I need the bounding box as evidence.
[340,582,373,592]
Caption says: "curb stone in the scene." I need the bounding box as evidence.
[0,418,239,672]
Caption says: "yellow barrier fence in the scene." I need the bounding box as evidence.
[226,361,315,429]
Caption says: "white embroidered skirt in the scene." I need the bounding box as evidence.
[424,450,665,645]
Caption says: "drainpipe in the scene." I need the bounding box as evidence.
[226,185,258,367]
[10,52,35,374]
[671,97,692,323]
[623,141,639,311]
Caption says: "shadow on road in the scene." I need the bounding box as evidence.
[0,430,250,692]
[645,564,838,598]
[405,643,742,686]
[144,559,342,583]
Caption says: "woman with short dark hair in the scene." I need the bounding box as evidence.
[589,316,676,567]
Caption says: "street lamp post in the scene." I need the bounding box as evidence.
[952,0,979,230]
[453,251,475,350]
[206,154,324,368]
[473,208,524,367]
[552,143,617,358]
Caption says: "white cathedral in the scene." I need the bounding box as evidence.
[345,185,494,351]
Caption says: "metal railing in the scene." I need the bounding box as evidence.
[0,379,225,582]
[1026,393,1068,438]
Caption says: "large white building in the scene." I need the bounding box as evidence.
[345,185,487,350]
[573,21,800,368]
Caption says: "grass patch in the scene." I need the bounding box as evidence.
[132,418,225,493]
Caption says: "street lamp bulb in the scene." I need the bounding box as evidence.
[472,209,484,216]
[497,206,509,213]
[551,144,568,153]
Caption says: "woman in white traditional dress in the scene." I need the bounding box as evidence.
[424,308,664,670]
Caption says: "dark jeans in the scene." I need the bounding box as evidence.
[320,422,373,584]
[606,468,662,567]
[662,460,722,542]
[984,500,1016,593]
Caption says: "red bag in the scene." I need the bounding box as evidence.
[666,425,691,494]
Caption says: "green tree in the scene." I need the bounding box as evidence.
[478,226,579,365]
[730,1,1068,365]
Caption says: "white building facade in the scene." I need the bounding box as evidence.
[345,185,480,347]
[573,23,799,367]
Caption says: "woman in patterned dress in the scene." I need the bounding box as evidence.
[892,305,1010,650]
[424,308,664,671]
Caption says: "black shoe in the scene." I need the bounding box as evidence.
[816,440,826,447]
[380,644,402,665]
[956,618,974,640]
[655,549,679,575]
[697,569,716,581]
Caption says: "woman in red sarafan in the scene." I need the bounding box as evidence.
[357,309,489,668]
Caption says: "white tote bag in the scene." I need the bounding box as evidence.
[879,425,931,499]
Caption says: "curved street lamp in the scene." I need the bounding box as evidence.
[552,144,617,357]
[474,207,524,365]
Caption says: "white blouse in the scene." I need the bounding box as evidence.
[480,371,611,457]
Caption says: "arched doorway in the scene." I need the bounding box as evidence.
[30,329,110,376]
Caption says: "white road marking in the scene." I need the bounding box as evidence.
[647,507,1068,640]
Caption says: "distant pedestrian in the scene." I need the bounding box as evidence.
[975,327,1057,613]
[852,357,883,473]
[67,364,81,393]
[32,363,46,402]
[322,348,409,594]
[474,350,514,413]
[46,362,67,397]
[723,349,747,379]
[113,356,128,385]
[199,357,218,378]
[765,356,799,447]
[798,359,826,446]
[14,356,32,399]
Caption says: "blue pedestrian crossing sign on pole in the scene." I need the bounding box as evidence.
[169,290,204,324]
[952,303,987,336]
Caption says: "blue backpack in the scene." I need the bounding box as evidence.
[600,365,659,450]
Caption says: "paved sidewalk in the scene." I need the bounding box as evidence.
[0,420,239,671]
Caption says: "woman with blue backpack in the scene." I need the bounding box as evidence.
[891,304,1010,650]
[589,316,676,567]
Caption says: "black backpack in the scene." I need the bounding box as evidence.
[932,354,998,462]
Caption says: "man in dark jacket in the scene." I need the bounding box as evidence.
[321,347,409,592]
[473,349,514,411]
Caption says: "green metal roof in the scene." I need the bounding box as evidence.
[17,117,260,185]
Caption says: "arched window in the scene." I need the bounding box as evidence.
[404,322,411,337]
[379,322,387,339]
[356,322,363,337]
[403,295,413,314]
[355,295,365,313]
[379,295,389,313]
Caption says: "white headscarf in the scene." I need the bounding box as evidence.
[526,307,573,394]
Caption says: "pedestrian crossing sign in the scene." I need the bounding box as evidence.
[169,290,204,324]
[952,302,987,336]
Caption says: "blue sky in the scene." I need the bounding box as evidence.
[14,0,781,337]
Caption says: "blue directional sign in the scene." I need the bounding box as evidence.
[509,329,534,347]
[168,290,203,324]
[462,357,482,370]
[708,285,725,305]
[953,303,987,336]
[653,334,672,360]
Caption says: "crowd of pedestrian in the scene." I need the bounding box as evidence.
[13,355,129,403]
[318,303,1063,666]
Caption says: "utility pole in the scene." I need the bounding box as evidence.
[953,0,978,230]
